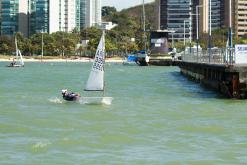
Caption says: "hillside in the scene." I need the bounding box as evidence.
[103,2,158,30]
[78,3,159,52]
[121,2,157,29]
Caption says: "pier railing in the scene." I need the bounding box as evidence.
[181,48,235,65]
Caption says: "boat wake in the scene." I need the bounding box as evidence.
[32,141,51,151]
[49,97,63,104]
[78,97,113,105]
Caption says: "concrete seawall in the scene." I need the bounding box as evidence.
[178,61,247,99]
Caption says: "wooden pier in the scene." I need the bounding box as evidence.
[177,49,247,99]
[178,61,247,98]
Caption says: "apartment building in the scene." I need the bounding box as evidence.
[234,0,247,38]
[0,1,2,35]
[198,0,224,34]
[199,0,247,38]
[0,0,29,36]
[86,0,101,27]
[158,0,232,41]
[160,0,193,41]
[0,0,101,36]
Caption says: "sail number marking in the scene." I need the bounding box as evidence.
[93,50,104,71]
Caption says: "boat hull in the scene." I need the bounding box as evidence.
[122,61,137,66]
[7,65,24,67]
[79,97,113,105]
[137,58,149,66]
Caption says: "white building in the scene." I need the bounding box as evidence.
[32,0,78,34]
[49,0,65,33]
[101,22,118,30]
[65,0,77,32]
[86,0,102,27]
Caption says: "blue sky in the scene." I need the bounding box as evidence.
[102,0,154,11]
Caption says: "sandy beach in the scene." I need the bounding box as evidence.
[0,56,123,63]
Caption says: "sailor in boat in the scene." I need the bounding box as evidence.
[61,89,80,101]
[9,58,16,67]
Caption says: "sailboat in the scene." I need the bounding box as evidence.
[80,30,113,105]
[62,30,113,105]
[136,0,150,66]
[7,37,24,67]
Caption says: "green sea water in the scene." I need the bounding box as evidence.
[0,62,247,164]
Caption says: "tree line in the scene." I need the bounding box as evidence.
[0,27,144,57]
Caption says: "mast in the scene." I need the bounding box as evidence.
[142,0,146,52]
[15,36,18,58]
[229,0,233,64]
[41,31,44,62]
[208,0,212,63]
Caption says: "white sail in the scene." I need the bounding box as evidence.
[84,31,105,91]
[12,37,24,67]
[18,49,24,66]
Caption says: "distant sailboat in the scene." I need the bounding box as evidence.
[7,37,24,67]
[61,30,113,105]
[136,0,149,66]
[122,55,138,66]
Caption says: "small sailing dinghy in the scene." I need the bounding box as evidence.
[62,30,113,105]
[81,30,113,105]
[7,37,24,67]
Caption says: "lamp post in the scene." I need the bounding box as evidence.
[208,0,212,63]
[171,29,175,48]
[85,29,88,57]
[184,19,194,50]
[229,0,233,64]
[196,5,203,62]
[184,20,190,46]
[142,0,147,53]
[41,30,44,62]
[184,19,191,61]
[189,0,192,54]
[62,27,65,57]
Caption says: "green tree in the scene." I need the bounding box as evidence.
[102,6,117,17]
[212,28,227,48]
[81,27,101,52]
[175,41,186,52]
[0,36,13,54]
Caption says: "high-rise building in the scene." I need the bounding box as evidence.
[30,0,72,33]
[160,0,193,41]
[0,0,100,36]
[65,0,76,32]
[154,0,161,30]
[30,0,50,34]
[233,0,247,38]
[74,0,87,30]
[0,0,29,36]
[198,0,224,34]
[86,0,101,27]
[0,1,2,35]
[198,0,247,38]
[158,0,232,41]
[79,0,87,29]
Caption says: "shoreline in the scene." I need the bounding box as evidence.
[0,57,124,63]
